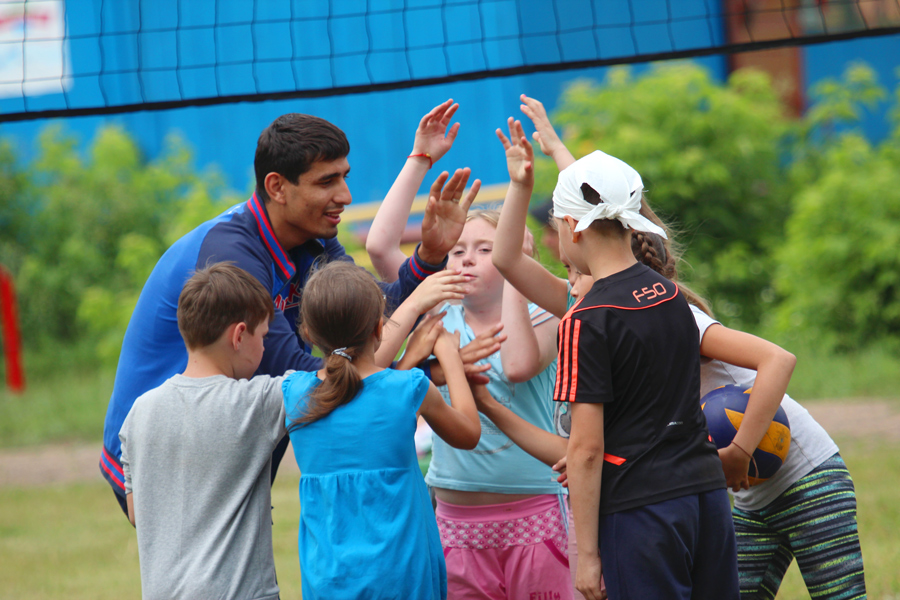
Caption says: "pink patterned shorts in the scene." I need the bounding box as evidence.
[435,495,573,600]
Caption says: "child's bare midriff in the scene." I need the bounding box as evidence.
[433,487,538,506]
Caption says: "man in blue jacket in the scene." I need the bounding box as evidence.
[101,112,474,514]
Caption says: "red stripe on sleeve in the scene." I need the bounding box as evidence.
[568,320,581,402]
[554,319,568,402]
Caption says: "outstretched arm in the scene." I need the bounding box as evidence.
[368,99,461,281]
[493,117,569,317]
[419,330,481,449]
[701,324,796,492]
[374,269,466,366]
[394,313,440,370]
[473,385,568,466]
[519,94,575,171]
[500,279,559,383]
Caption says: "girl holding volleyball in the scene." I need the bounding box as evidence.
[491,95,866,600]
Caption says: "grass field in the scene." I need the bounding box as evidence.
[1,433,898,599]
[2,346,900,598]
[5,341,900,449]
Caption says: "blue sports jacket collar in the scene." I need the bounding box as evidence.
[247,193,296,281]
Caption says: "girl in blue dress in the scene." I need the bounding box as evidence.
[282,261,482,600]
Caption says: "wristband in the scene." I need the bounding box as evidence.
[408,152,433,168]
[731,440,759,479]
[730,440,753,459]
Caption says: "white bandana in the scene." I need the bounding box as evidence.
[552,150,667,238]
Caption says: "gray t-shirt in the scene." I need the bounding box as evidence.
[691,305,838,511]
[120,374,287,600]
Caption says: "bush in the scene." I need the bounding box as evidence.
[772,131,900,351]
[4,125,240,365]
[546,63,792,327]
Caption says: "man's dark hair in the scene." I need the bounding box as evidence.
[254,114,350,203]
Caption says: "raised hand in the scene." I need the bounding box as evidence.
[519,94,575,170]
[419,168,481,265]
[519,94,563,156]
[459,322,506,385]
[433,329,463,364]
[496,117,534,187]
[459,322,506,366]
[411,99,460,166]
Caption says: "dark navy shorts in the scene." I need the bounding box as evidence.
[599,488,739,600]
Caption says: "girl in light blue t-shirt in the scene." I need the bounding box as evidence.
[424,209,572,600]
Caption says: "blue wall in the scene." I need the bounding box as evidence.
[2,1,897,209]
[0,0,726,204]
[804,35,900,144]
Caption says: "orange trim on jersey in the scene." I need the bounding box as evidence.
[603,453,626,466]
[568,320,581,402]
[570,285,681,314]
[554,319,569,401]
[562,296,585,321]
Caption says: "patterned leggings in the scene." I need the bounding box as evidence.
[733,453,866,600]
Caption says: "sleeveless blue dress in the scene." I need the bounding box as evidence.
[283,369,446,600]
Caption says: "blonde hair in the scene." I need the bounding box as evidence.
[466,207,538,259]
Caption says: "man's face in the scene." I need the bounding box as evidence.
[280,157,352,244]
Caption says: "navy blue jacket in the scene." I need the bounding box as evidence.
[100,194,443,495]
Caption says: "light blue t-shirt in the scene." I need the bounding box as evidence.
[425,303,560,494]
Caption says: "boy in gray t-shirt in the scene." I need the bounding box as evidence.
[120,263,288,600]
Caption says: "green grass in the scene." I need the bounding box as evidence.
[0,472,306,599]
[1,344,898,598]
[773,438,900,599]
[0,366,113,449]
[784,343,900,401]
[1,436,898,599]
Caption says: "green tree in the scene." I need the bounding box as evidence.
[10,125,239,364]
[542,63,792,327]
[0,140,32,276]
[771,66,900,352]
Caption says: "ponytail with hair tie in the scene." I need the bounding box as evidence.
[291,261,386,426]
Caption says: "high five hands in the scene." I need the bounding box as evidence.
[411,99,460,167]
[496,116,534,187]
[418,168,481,265]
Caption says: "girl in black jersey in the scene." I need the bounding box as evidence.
[494,110,739,600]
[555,150,740,600]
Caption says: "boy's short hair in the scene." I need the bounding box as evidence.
[177,263,274,350]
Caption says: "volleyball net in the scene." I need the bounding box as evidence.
[1,0,899,122]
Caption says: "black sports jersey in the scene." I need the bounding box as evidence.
[554,262,724,514]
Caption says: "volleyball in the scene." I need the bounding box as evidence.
[701,385,791,486]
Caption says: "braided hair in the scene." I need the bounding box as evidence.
[634,197,714,317]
